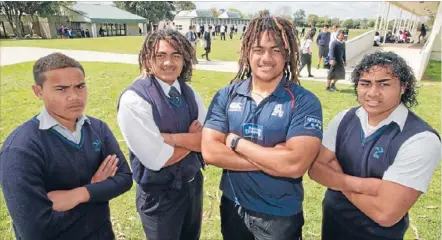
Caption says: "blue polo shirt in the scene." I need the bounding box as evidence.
[205,77,323,216]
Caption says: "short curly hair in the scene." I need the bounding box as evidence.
[351,51,418,108]
[33,52,85,86]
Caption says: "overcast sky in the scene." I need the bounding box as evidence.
[194,1,383,20]
[93,1,412,21]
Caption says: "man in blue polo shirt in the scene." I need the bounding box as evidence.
[202,16,323,240]
[309,51,440,240]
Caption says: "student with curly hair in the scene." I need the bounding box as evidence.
[309,51,441,240]
[117,29,207,240]
[202,16,323,240]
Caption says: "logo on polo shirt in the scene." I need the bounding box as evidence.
[243,123,264,140]
[229,102,242,112]
[373,147,384,159]
[271,104,284,118]
[92,140,101,152]
[304,115,322,131]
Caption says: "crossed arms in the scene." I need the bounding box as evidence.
[309,146,422,227]
[202,129,320,178]
[0,123,132,239]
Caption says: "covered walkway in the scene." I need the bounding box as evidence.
[338,1,441,81]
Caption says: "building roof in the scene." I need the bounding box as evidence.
[219,11,242,19]
[175,9,248,20]
[175,10,197,18]
[195,9,214,18]
[66,3,146,24]
[389,1,440,16]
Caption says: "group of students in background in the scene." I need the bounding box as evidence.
[11,15,439,240]
[299,24,347,92]
[57,24,91,39]
[374,24,427,46]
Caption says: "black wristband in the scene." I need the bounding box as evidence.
[230,136,241,151]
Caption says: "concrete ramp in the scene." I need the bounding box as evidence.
[344,43,426,81]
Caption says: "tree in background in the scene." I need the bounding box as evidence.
[274,5,293,21]
[352,19,361,28]
[330,17,340,26]
[210,7,220,17]
[360,18,368,29]
[293,9,306,27]
[307,14,318,26]
[342,19,354,29]
[317,16,331,27]
[114,1,175,31]
[0,1,71,38]
[228,8,244,18]
[173,1,196,12]
[367,19,376,28]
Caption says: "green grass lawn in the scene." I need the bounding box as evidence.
[0,61,439,240]
[422,60,441,82]
[0,28,369,63]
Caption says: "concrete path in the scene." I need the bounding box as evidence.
[0,46,239,72]
[1,46,353,85]
[0,44,421,84]
[4,44,423,85]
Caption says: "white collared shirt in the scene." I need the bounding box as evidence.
[37,107,90,144]
[322,103,441,193]
[117,78,207,171]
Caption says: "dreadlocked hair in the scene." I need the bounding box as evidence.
[138,29,197,83]
[232,16,300,85]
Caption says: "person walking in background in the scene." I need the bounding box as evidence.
[418,24,426,43]
[220,24,226,40]
[201,25,212,61]
[229,25,234,40]
[316,25,331,69]
[299,30,315,78]
[311,24,317,37]
[343,28,349,41]
[326,30,346,92]
[240,24,247,40]
[186,25,198,64]
[329,25,339,49]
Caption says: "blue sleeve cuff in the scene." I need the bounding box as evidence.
[204,122,228,135]
[287,130,323,141]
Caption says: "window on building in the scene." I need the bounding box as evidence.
[70,22,81,36]
[117,23,126,36]
[100,23,127,37]
[176,25,183,31]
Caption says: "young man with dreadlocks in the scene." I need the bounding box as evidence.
[309,51,440,240]
[202,16,323,240]
[117,29,207,240]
